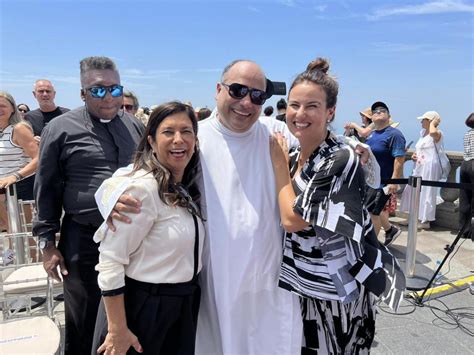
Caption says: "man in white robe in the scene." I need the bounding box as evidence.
[195,60,302,354]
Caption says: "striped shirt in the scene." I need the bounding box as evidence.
[464,129,474,161]
[0,125,31,178]
[279,134,405,310]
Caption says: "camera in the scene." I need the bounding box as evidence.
[266,79,286,97]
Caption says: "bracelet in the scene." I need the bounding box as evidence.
[12,172,23,182]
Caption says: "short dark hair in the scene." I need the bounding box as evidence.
[276,99,287,110]
[197,108,212,121]
[264,106,274,116]
[466,113,474,129]
[80,56,118,87]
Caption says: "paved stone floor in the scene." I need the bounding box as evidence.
[2,219,473,354]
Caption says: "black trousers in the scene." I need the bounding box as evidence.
[92,277,201,355]
[59,215,101,355]
[459,159,474,235]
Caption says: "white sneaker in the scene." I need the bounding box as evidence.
[418,221,431,230]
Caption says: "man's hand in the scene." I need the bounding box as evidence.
[106,194,141,232]
[42,245,68,282]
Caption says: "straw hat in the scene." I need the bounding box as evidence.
[359,107,372,119]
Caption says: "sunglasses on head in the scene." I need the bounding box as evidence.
[221,82,268,106]
[122,104,135,111]
[84,85,124,99]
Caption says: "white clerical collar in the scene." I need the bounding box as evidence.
[100,119,112,124]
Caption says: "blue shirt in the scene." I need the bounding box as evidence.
[366,126,406,184]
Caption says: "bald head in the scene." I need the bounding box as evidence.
[215,60,266,133]
[33,79,57,111]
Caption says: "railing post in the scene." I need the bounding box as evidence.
[406,175,422,278]
[5,184,26,264]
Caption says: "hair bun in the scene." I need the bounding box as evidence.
[306,57,330,74]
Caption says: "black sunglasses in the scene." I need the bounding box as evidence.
[122,104,135,111]
[221,83,268,106]
[84,85,124,99]
[18,109,29,113]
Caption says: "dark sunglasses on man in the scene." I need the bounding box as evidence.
[83,85,124,99]
[122,104,135,111]
[221,83,268,106]
[18,108,29,113]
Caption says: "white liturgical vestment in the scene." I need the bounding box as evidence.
[195,110,303,355]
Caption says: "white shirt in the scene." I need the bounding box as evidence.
[195,110,303,355]
[94,169,205,291]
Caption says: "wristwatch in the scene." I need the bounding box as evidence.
[39,237,54,250]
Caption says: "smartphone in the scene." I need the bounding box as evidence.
[406,141,414,150]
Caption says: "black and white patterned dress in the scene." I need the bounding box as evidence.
[279,133,405,353]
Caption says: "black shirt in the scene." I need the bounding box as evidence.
[25,106,70,136]
[33,106,145,241]
[276,113,286,122]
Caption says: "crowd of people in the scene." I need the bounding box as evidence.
[0,55,471,355]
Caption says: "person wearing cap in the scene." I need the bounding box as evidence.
[400,111,445,229]
[365,101,406,246]
[345,107,400,142]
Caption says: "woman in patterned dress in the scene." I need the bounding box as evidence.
[270,58,406,354]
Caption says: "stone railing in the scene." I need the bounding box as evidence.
[404,150,464,230]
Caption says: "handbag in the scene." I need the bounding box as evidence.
[434,143,451,180]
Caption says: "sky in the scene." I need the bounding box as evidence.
[1,0,473,153]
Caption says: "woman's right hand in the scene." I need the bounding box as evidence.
[97,328,143,355]
[269,132,289,172]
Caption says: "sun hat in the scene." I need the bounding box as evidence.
[417,110,441,122]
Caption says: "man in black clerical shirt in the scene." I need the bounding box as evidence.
[25,79,70,136]
[33,56,144,355]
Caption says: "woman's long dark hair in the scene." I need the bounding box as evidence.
[132,101,202,216]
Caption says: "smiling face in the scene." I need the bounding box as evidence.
[82,69,122,120]
[147,112,197,182]
[286,81,335,149]
[215,61,266,133]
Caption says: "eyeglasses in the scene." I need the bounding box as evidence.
[18,109,29,113]
[372,108,388,115]
[221,83,268,106]
[84,85,124,99]
[122,104,135,111]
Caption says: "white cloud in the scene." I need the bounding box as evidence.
[278,0,297,7]
[369,0,474,20]
[314,4,327,12]
[247,6,260,13]
[371,41,454,55]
